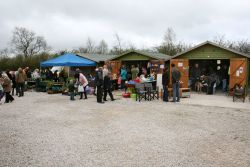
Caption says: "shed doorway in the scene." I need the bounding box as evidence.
[189,59,230,92]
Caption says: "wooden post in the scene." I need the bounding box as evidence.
[68,66,70,78]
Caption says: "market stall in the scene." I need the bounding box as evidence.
[40,53,96,94]
[105,51,170,94]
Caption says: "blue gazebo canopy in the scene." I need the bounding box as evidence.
[40,53,96,67]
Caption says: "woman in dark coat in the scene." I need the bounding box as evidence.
[6,70,16,96]
[11,72,17,96]
[2,74,14,103]
[162,68,169,102]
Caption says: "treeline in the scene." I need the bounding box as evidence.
[1,27,250,71]
[0,53,55,71]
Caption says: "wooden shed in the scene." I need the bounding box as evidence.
[106,50,171,75]
[170,41,250,90]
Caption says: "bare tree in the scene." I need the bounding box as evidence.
[126,42,137,51]
[86,37,96,53]
[112,33,123,54]
[156,28,177,55]
[11,27,49,58]
[164,27,176,44]
[0,48,9,58]
[213,34,227,46]
[156,27,190,55]
[96,40,108,54]
[236,40,250,55]
[78,47,88,53]
[213,35,250,55]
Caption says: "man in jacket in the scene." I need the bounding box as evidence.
[103,72,115,101]
[171,64,181,102]
[190,63,201,90]
[131,65,139,80]
[95,67,104,103]
[220,65,228,92]
[16,68,27,97]
[162,67,169,102]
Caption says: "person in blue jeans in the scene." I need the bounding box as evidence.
[171,64,181,102]
[220,65,228,92]
[162,68,169,102]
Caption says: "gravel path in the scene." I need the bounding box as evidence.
[0,92,250,167]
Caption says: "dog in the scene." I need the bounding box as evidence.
[195,75,205,93]
[195,81,203,93]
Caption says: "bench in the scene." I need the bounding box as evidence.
[160,87,191,98]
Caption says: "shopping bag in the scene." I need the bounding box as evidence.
[85,86,91,94]
[78,85,84,92]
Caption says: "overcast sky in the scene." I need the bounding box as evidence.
[0,0,249,52]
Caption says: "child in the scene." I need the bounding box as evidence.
[68,79,75,101]
[134,73,141,83]
[117,74,122,89]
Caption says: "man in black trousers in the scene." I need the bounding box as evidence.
[162,67,169,102]
[103,72,115,101]
[95,67,104,104]
[171,63,181,102]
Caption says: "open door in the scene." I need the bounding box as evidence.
[106,60,122,75]
[229,58,247,89]
[170,59,189,88]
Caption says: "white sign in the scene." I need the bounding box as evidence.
[178,62,183,67]
[236,70,240,77]
[156,74,163,90]
[160,64,165,69]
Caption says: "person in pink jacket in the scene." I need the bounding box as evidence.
[74,72,88,99]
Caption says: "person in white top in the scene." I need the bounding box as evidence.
[103,65,109,78]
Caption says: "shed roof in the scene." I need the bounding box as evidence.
[78,53,117,63]
[172,41,250,59]
[107,50,171,61]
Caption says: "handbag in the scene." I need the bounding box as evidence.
[78,85,84,92]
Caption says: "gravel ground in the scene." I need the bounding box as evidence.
[0,92,250,167]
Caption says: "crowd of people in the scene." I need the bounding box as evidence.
[39,68,67,83]
[189,63,229,94]
[0,67,31,104]
[0,63,184,104]
[68,66,116,104]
